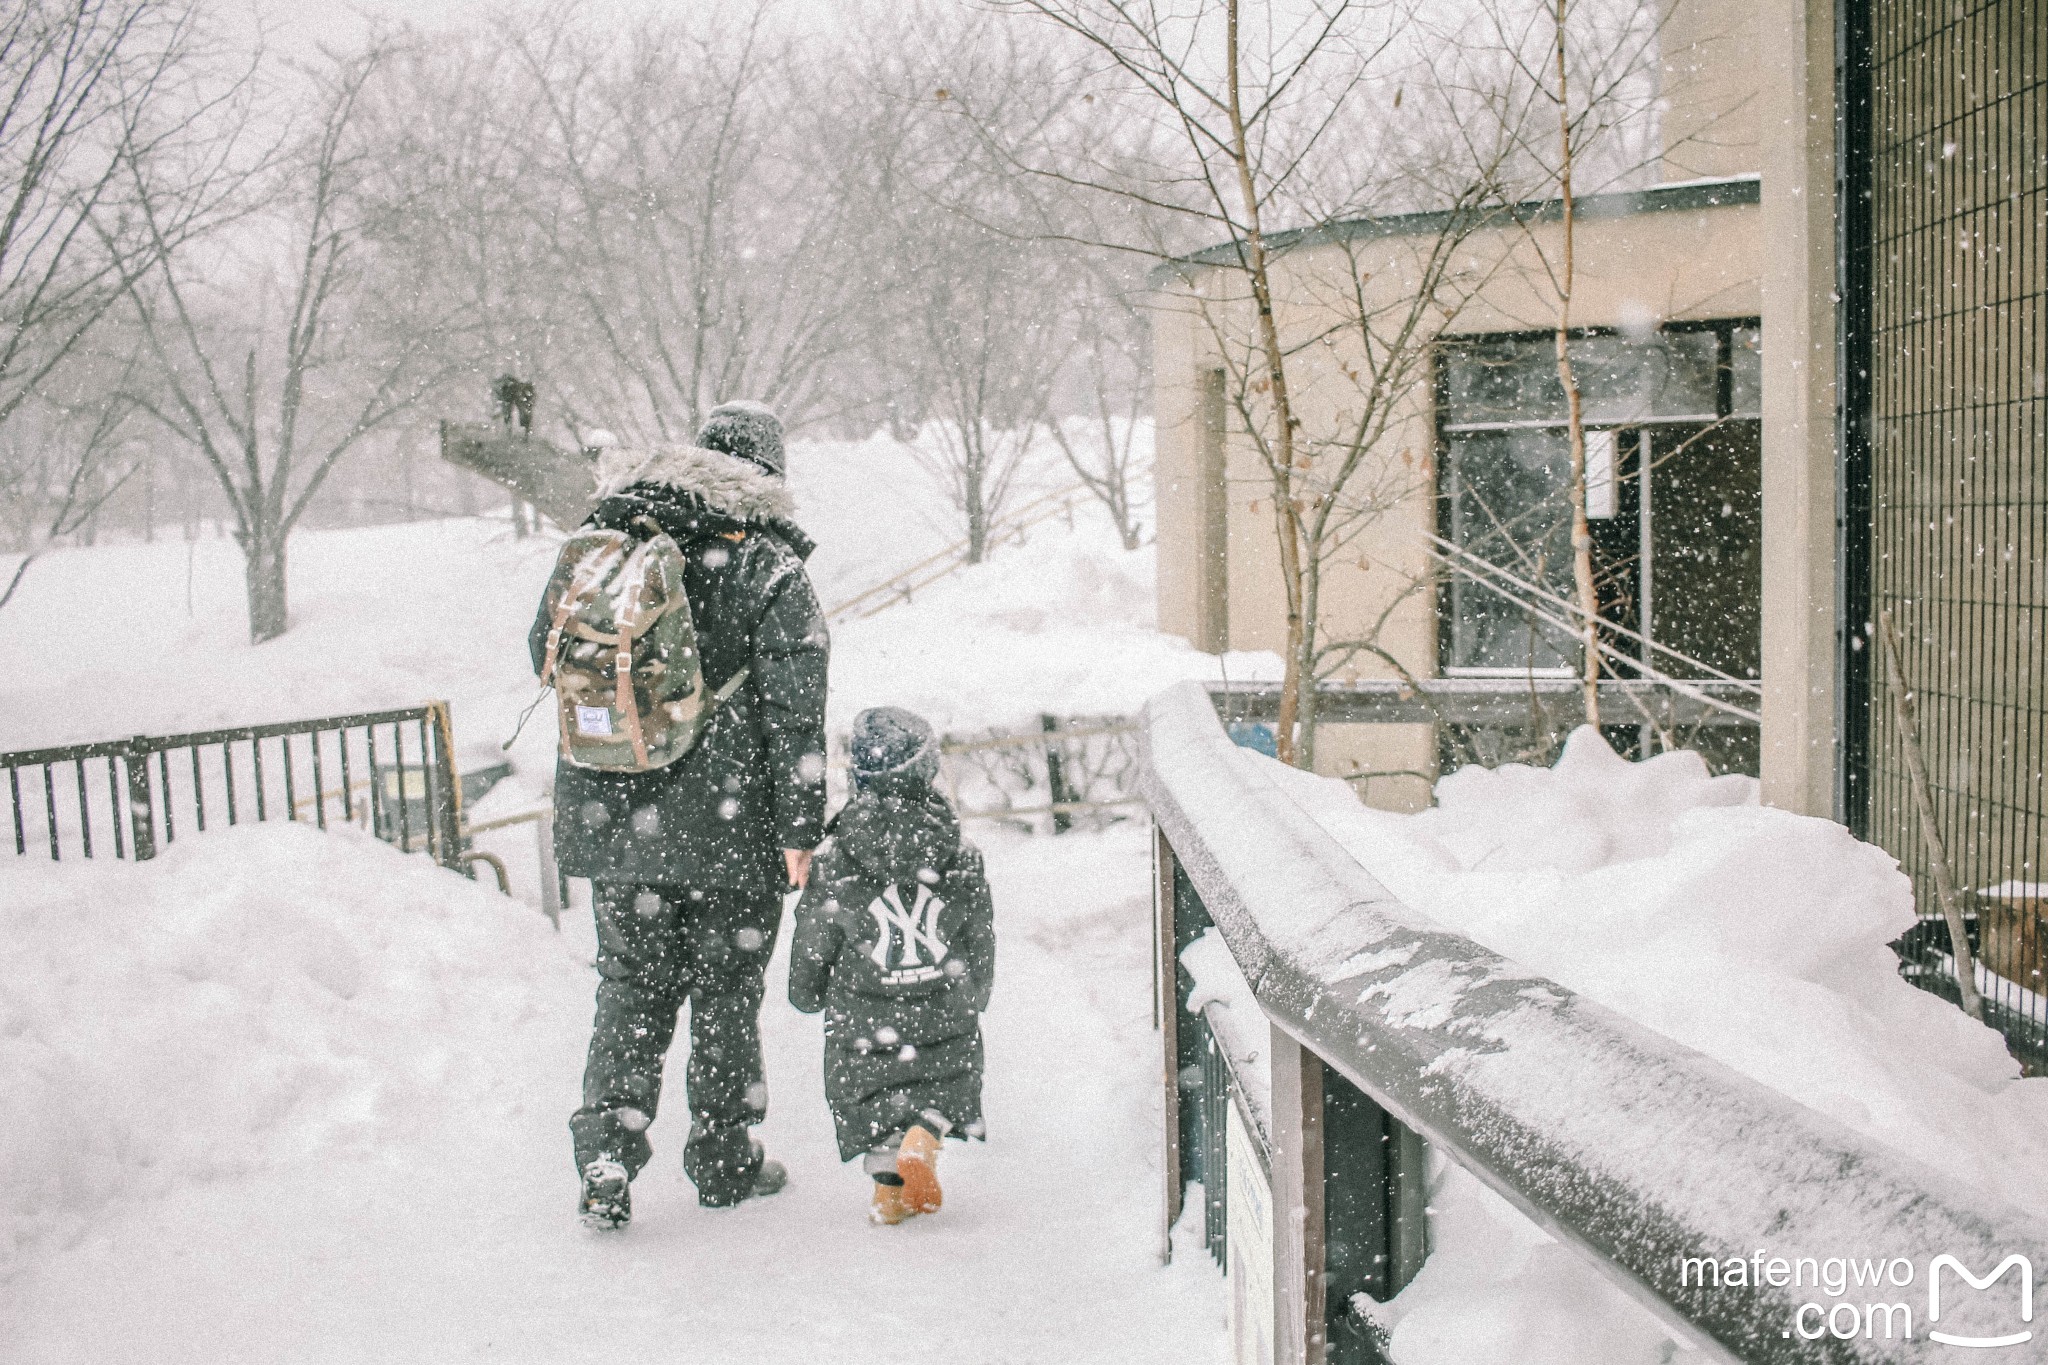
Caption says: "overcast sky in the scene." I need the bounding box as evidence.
[235,0,870,54]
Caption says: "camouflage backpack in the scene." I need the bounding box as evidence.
[538,517,747,772]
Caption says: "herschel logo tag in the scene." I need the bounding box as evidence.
[575,706,613,736]
[867,882,948,984]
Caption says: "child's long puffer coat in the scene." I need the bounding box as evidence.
[787,775,994,1160]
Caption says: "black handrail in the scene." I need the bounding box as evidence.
[3,703,462,870]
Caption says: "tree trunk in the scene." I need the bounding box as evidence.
[964,437,989,564]
[1223,0,1309,767]
[1554,0,1600,729]
[242,528,289,644]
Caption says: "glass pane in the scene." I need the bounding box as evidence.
[1439,338,1552,425]
[1444,430,1579,672]
[1648,422,1763,679]
[1586,429,1617,518]
[1441,330,1722,427]
[1729,326,1761,417]
[1572,331,1720,423]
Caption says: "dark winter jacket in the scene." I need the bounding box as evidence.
[532,445,829,891]
[787,775,995,1158]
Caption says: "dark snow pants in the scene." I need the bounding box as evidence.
[569,883,782,1206]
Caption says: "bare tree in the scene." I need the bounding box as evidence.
[0,367,143,608]
[0,0,232,435]
[1044,260,1151,551]
[1431,0,1674,732]
[907,220,1065,562]
[126,43,452,642]
[842,13,1081,562]
[499,5,863,444]
[993,0,1515,765]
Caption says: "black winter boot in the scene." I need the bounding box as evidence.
[579,1159,630,1229]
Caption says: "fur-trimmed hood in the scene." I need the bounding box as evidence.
[596,443,795,525]
[586,442,813,560]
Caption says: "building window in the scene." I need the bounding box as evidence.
[1435,322,1762,681]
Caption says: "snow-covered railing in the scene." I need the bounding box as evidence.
[1141,680,2047,1365]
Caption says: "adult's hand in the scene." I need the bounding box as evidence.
[783,848,813,890]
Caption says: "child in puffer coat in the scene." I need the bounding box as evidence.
[787,707,995,1225]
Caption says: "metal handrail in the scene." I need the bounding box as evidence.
[1140,679,2045,1363]
[4,703,463,870]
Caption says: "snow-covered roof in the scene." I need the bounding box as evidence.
[1152,175,1762,287]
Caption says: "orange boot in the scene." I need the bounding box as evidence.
[897,1126,943,1214]
[869,1180,911,1226]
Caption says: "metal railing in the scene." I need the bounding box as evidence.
[1142,680,2046,1365]
[935,714,1139,830]
[4,704,463,871]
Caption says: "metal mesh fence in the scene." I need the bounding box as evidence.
[1849,0,2047,1066]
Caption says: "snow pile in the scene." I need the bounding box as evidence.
[0,823,578,1281]
[1266,728,2048,1364]
[0,432,1234,766]
[828,515,1224,734]
[1180,927,1270,1135]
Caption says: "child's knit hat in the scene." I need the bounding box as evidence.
[849,707,938,790]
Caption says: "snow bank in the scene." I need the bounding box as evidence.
[0,823,579,1280]
[1180,927,1270,1136]
[0,434,1241,767]
[828,512,1228,734]
[1260,727,2048,1363]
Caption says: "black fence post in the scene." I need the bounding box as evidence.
[1154,825,1183,1254]
[1324,1070,1428,1363]
[124,744,155,862]
[428,701,463,870]
[1042,713,1075,834]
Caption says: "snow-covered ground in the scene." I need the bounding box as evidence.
[0,435,1230,1361]
[1252,731,2048,1365]
[0,822,1219,1362]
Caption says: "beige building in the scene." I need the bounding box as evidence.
[1151,0,1767,810]
[1153,0,2044,1045]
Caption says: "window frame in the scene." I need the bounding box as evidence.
[1431,317,1763,679]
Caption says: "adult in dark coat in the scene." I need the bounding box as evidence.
[788,707,994,1219]
[535,401,828,1222]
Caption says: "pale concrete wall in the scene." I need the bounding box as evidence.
[1756,0,1839,818]
[1148,195,1761,796]
[1660,0,1764,181]
[1152,292,1207,646]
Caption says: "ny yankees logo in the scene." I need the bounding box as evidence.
[867,881,949,985]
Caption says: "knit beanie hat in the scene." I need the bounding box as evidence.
[849,706,939,790]
[696,401,786,478]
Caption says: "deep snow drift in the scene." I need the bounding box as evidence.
[0,431,1224,757]
[0,815,1222,1362]
[1250,729,2048,1365]
[0,432,1229,1361]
